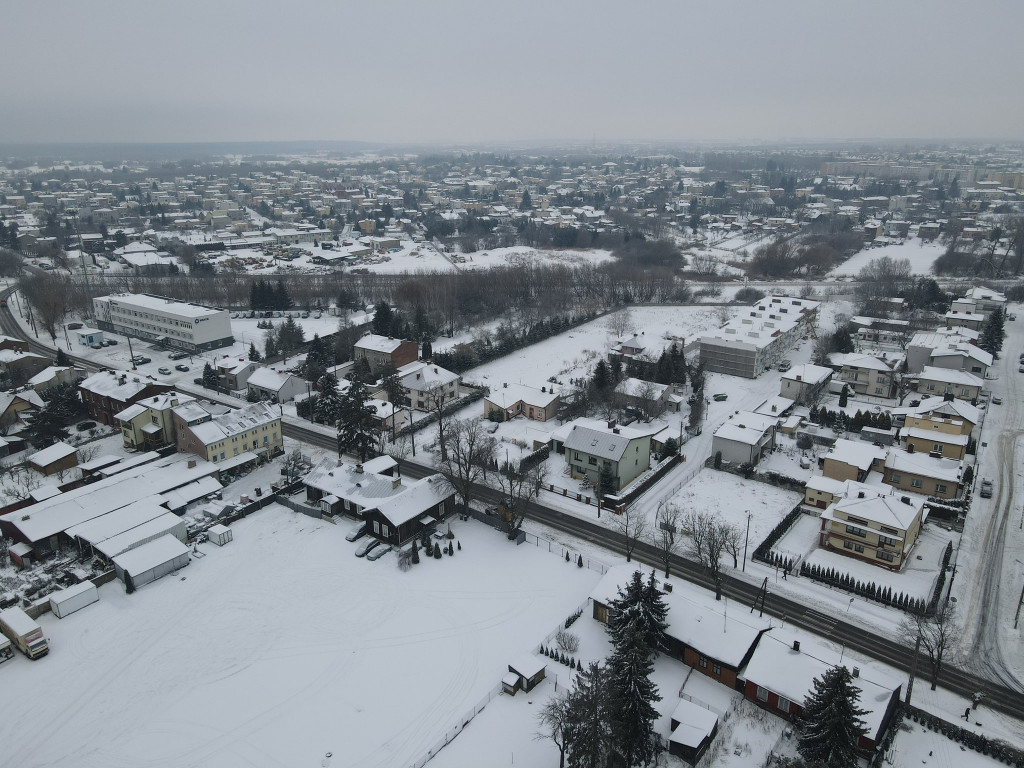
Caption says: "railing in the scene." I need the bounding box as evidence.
[407,682,503,768]
[519,530,609,575]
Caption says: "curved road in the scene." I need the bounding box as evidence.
[4,287,1024,721]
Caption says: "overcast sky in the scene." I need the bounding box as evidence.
[5,1,1023,146]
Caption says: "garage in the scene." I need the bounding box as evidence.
[112,534,190,591]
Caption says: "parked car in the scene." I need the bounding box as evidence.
[345,523,368,542]
[174,364,190,372]
[355,538,381,557]
[1009,314,1016,321]
[778,359,793,372]
[105,338,117,345]
[66,322,84,330]
[992,396,1003,405]
[75,420,97,432]
[157,367,172,375]
[131,355,151,365]
[980,479,993,498]
[169,351,190,360]
[366,544,392,561]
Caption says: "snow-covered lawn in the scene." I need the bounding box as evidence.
[829,239,945,277]
[0,507,600,768]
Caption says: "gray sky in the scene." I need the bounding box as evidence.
[5,0,1024,145]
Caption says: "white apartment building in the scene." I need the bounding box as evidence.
[93,293,234,352]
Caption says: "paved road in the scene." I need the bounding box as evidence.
[4,286,1024,720]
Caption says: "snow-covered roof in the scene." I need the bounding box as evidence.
[913,396,980,425]
[824,492,923,535]
[398,361,459,390]
[828,353,895,372]
[509,654,546,681]
[741,630,900,740]
[901,427,968,447]
[670,700,718,748]
[187,402,279,446]
[27,365,75,387]
[884,449,962,483]
[95,513,186,559]
[112,534,189,575]
[159,475,223,512]
[354,333,405,354]
[79,369,163,400]
[615,377,669,400]
[927,343,992,367]
[485,382,560,410]
[781,364,833,386]
[114,403,148,422]
[713,410,777,446]
[95,293,225,320]
[66,498,170,545]
[29,441,77,467]
[917,366,983,388]
[753,396,794,417]
[247,367,297,391]
[824,439,886,472]
[374,475,450,527]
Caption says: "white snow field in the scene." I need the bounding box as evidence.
[0,507,600,768]
[829,239,945,277]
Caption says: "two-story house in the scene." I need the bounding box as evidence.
[79,370,173,426]
[916,366,983,402]
[173,401,283,464]
[827,353,899,398]
[779,364,833,404]
[483,382,561,422]
[554,419,665,492]
[397,361,460,411]
[353,334,418,373]
[819,490,925,570]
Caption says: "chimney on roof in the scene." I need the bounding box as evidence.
[901,496,911,505]
[607,419,616,430]
[858,491,865,498]
[355,463,363,474]
[392,477,401,489]
[503,382,507,388]
[793,640,801,652]
[852,666,860,678]
[187,459,197,469]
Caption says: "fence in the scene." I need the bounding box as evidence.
[274,492,322,520]
[407,682,503,768]
[542,482,600,509]
[519,531,609,575]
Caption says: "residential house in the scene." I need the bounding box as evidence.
[553,418,665,492]
[483,382,560,422]
[905,331,986,374]
[79,370,173,426]
[397,361,460,411]
[803,477,876,512]
[942,310,985,332]
[955,286,1006,318]
[906,396,979,435]
[916,366,983,402]
[609,334,646,363]
[926,342,991,379]
[827,353,899,398]
[883,448,962,500]
[742,631,901,753]
[27,365,85,395]
[821,439,886,483]
[0,336,29,354]
[615,377,682,416]
[215,357,257,391]
[779,364,832,404]
[116,392,195,451]
[818,489,925,569]
[900,425,968,460]
[353,333,418,373]
[0,349,51,384]
[711,410,777,466]
[173,401,283,464]
[303,457,454,546]
[0,389,43,433]
[246,366,307,403]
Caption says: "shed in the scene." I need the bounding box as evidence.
[76,328,104,346]
[112,534,190,589]
[669,699,719,765]
[8,541,33,569]
[506,654,546,694]
[49,581,99,619]
[28,441,79,476]
[94,512,188,560]
[208,523,233,546]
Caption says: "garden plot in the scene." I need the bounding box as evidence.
[0,507,600,768]
[460,305,732,392]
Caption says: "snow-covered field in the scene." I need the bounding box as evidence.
[0,508,600,768]
[829,240,945,277]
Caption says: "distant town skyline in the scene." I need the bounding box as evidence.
[5,0,1024,145]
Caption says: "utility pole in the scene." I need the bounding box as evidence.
[742,511,751,571]
[905,631,922,704]
[1015,578,1024,630]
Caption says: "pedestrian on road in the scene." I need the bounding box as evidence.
[963,707,971,720]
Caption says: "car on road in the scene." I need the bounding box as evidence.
[130,355,151,365]
[157,367,172,375]
[75,420,97,432]
[366,544,392,561]
[992,396,1003,405]
[980,479,993,498]
[174,364,190,372]
[1009,314,1016,321]
[777,359,793,372]
[355,538,381,557]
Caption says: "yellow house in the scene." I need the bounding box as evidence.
[174,401,283,463]
[821,439,886,483]
[900,425,968,460]
[819,491,925,570]
[115,392,193,450]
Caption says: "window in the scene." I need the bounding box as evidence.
[373,521,380,534]
[935,484,947,494]
[877,549,895,563]
[961,388,971,397]
[777,696,791,714]
[588,456,598,466]
[712,663,722,675]
[756,686,769,702]
[854,544,864,554]
[698,655,707,669]
[845,524,867,537]
[875,388,884,395]
[911,479,922,488]
[381,524,390,537]
[879,535,899,547]
[889,473,901,483]
[843,540,853,550]
[932,444,942,453]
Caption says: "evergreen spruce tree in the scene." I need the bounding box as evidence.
[372,301,393,337]
[248,342,262,362]
[314,373,343,425]
[606,617,662,767]
[606,570,668,656]
[274,281,291,310]
[336,377,378,462]
[563,662,612,768]
[592,359,611,392]
[202,362,219,390]
[55,347,70,367]
[797,666,869,768]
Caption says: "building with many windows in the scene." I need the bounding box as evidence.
[818,489,925,570]
[93,293,234,352]
[172,401,282,463]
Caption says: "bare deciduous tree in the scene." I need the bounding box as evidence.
[535,692,571,768]
[492,461,546,539]
[606,308,635,341]
[651,500,683,577]
[899,601,958,692]
[612,502,647,563]
[682,511,736,599]
[436,417,497,514]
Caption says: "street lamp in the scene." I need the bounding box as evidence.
[742,511,751,571]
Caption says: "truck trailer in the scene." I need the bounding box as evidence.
[49,581,99,619]
[0,607,49,659]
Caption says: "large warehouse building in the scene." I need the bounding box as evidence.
[93,293,234,352]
